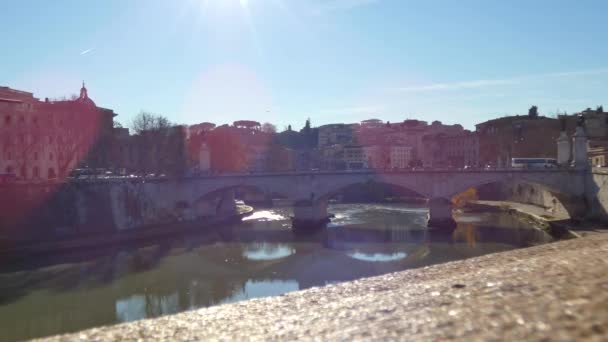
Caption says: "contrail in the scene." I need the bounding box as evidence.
[394,67,608,93]
[80,48,95,55]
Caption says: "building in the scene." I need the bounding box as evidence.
[343,145,366,169]
[360,119,385,129]
[321,144,345,170]
[589,146,608,167]
[475,115,561,168]
[390,145,413,169]
[318,124,358,148]
[422,131,479,168]
[0,84,116,181]
[588,140,608,167]
[318,119,465,170]
[385,120,464,163]
[578,106,607,139]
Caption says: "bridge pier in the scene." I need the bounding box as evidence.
[216,190,237,216]
[427,198,456,229]
[292,199,330,230]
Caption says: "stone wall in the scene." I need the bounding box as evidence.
[0,181,226,242]
[477,172,608,221]
[585,171,608,221]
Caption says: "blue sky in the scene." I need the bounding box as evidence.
[1,0,607,130]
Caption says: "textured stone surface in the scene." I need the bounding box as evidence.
[41,235,608,341]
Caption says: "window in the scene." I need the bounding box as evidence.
[4,116,11,125]
[34,152,38,161]
[33,166,39,178]
[49,153,54,161]
[48,168,56,179]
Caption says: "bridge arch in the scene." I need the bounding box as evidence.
[441,171,583,200]
[314,179,426,203]
[311,173,431,203]
[194,184,287,203]
[446,172,587,219]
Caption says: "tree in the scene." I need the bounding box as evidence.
[129,112,188,175]
[528,105,539,118]
[598,105,604,113]
[304,118,311,131]
[113,121,124,129]
[207,126,247,172]
[130,111,171,135]
[261,122,277,134]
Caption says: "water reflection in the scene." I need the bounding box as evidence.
[221,280,299,304]
[347,251,408,262]
[243,243,295,261]
[243,210,286,221]
[116,292,179,323]
[0,203,554,341]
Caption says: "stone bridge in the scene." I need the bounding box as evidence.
[102,169,593,229]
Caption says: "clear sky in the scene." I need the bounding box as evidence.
[1,0,607,130]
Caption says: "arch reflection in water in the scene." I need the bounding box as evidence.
[347,251,407,262]
[0,204,554,342]
[116,292,179,323]
[221,280,299,304]
[328,203,429,228]
[242,242,295,261]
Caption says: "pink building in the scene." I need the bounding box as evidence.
[0,84,115,181]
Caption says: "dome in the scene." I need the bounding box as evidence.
[76,81,96,107]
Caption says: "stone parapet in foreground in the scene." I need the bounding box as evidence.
[42,235,608,341]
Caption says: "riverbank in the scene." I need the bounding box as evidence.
[0,205,253,258]
[42,233,608,341]
[464,200,608,239]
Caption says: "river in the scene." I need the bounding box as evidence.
[0,203,553,341]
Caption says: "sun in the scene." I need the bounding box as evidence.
[201,0,249,7]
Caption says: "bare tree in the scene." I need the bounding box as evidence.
[131,111,171,134]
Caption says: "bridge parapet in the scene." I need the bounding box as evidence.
[28,169,591,232]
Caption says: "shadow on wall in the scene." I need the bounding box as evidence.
[474,180,591,220]
[586,173,608,221]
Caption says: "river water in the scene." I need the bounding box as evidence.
[0,203,553,341]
